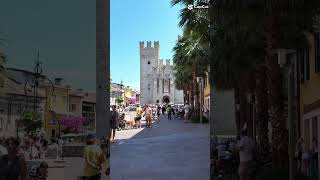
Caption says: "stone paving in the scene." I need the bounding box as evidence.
[110,115,210,180]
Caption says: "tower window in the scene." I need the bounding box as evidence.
[147,61,150,64]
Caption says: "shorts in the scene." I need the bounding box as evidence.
[135,117,141,121]
[146,115,152,121]
[238,161,254,176]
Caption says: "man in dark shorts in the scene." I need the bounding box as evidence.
[162,106,166,116]
[167,105,173,120]
[110,105,119,143]
[157,106,161,120]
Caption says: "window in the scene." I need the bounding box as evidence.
[50,118,57,125]
[157,79,159,93]
[62,96,67,103]
[315,33,320,73]
[312,117,318,141]
[70,104,76,112]
[298,49,310,83]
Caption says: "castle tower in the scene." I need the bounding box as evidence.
[139,41,160,105]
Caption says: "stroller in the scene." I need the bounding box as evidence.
[118,113,127,130]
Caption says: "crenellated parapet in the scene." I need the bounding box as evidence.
[139,41,160,49]
[158,59,172,70]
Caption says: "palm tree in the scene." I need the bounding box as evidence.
[173,30,209,116]
[171,0,210,117]
[209,0,320,168]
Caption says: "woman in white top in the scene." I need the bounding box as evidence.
[184,103,190,123]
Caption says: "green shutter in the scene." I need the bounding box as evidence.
[306,49,310,80]
[316,33,320,73]
[315,34,318,73]
[299,51,305,83]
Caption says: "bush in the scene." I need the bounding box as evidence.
[255,168,312,180]
[190,114,209,123]
[20,111,42,136]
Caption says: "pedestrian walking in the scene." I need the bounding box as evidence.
[162,106,166,116]
[83,134,105,180]
[135,105,143,129]
[167,105,173,120]
[144,105,153,128]
[0,137,27,180]
[157,106,161,120]
[46,139,59,159]
[110,105,119,143]
[184,103,190,123]
[236,130,255,180]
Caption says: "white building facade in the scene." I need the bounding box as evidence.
[139,41,183,105]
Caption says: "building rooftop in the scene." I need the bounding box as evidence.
[5,76,46,98]
[82,92,95,103]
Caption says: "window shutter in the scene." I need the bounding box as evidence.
[315,34,318,73]
[306,49,310,80]
[299,51,305,83]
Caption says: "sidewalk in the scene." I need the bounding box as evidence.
[110,115,210,180]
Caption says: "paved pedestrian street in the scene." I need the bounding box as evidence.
[110,115,210,180]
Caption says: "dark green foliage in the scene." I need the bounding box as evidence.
[190,114,209,123]
[20,111,42,136]
[115,97,124,104]
[255,168,312,180]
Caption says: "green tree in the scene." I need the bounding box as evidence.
[20,111,42,136]
[115,96,123,104]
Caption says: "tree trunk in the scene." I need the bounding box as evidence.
[255,65,270,159]
[265,17,288,169]
[247,74,255,138]
[234,88,241,135]
[267,53,288,169]
[190,82,194,110]
[239,85,247,133]
[192,64,200,116]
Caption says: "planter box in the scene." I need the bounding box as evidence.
[62,144,86,157]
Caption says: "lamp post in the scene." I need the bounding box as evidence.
[197,77,204,123]
[33,52,43,112]
[277,49,296,180]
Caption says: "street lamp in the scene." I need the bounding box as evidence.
[33,52,43,112]
[276,49,296,180]
[196,76,204,123]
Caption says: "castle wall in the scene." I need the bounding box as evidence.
[140,41,184,105]
[140,41,159,105]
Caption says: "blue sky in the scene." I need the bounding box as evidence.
[0,0,182,92]
[0,0,95,91]
[111,0,183,91]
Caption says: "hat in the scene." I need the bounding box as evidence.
[87,134,96,140]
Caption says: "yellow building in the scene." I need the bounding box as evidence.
[204,71,210,118]
[300,33,320,150]
[41,78,69,138]
[122,86,137,106]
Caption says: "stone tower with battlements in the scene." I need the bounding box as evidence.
[139,41,183,105]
